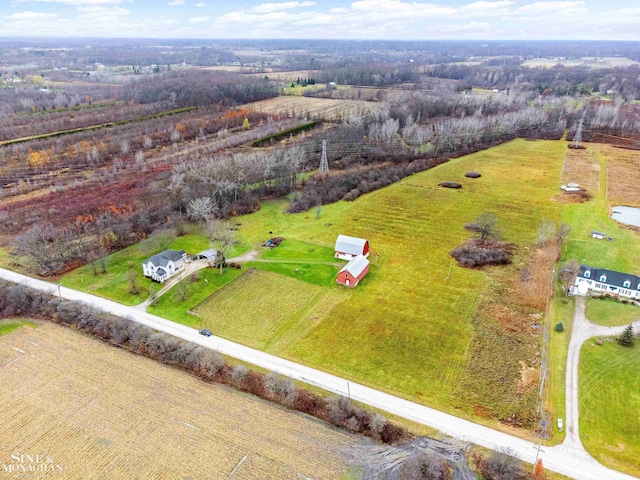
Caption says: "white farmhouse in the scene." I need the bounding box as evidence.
[573,264,640,299]
[142,249,187,283]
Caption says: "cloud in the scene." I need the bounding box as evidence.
[168,0,185,5]
[251,1,316,13]
[195,2,206,6]
[515,1,584,14]
[16,0,131,4]
[188,16,210,23]
[6,11,57,20]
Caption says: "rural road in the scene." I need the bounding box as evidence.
[564,296,640,450]
[1,268,637,480]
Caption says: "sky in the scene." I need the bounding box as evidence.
[1,0,640,40]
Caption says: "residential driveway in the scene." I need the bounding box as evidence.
[564,296,640,449]
[0,268,638,480]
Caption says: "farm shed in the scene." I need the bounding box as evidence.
[337,255,370,287]
[193,249,218,261]
[334,235,370,260]
[591,231,606,240]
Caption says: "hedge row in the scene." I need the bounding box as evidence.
[0,106,197,147]
[251,121,318,147]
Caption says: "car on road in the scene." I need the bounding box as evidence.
[199,329,213,337]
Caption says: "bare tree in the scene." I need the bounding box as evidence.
[187,197,214,225]
[559,259,580,294]
[537,218,556,246]
[207,219,236,274]
[464,212,501,244]
[127,269,139,295]
[556,223,571,245]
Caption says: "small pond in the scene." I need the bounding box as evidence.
[611,206,640,228]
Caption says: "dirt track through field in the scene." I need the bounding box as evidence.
[0,323,360,479]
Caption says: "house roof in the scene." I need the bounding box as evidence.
[144,249,185,268]
[196,248,218,259]
[335,235,368,255]
[339,255,369,278]
[578,265,640,290]
[155,268,167,277]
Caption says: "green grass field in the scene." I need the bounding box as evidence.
[580,340,640,477]
[585,297,640,327]
[196,269,348,352]
[545,291,574,444]
[0,319,37,336]
[147,267,244,327]
[245,261,337,286]
[61,234,210,305]
[216,138,566,424]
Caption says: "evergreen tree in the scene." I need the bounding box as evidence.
[617,324,635,347]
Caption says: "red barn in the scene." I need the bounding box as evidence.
[335,235,370,260]
[337,255,370,287]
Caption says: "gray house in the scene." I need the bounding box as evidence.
[142,249,187,283]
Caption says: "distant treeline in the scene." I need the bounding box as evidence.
[122,71,279,107]
[427,63,640,100]
[316,65,419,86]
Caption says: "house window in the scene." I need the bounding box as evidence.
[584,270,590,278]
[600,275,607,283]
[623,280,631,288]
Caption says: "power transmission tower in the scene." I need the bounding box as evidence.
[319,139,329,174]
[570,118,583,149]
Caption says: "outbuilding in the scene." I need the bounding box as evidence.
[591,231,606,240]
[336,255,370,287]
[334,235,370,260]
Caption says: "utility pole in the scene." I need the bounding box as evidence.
[532,443,545,473]
[319,139,329,174]
[570,118,584,149]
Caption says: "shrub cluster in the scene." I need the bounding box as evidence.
[450,239,514,268]
[0,280,409,445]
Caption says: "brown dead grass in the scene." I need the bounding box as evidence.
[0,323,360,479]
[514,241,561,310]
[592,143,640,206]
[553,191,592,203]
[561,147,600,193]
[245,96,376,121]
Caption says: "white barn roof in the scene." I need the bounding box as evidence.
[335,235,367,255]
[339,255,369,278]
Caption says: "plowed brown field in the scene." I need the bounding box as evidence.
[0,323,361,479]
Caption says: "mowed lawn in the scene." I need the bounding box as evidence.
[196,269,348,352]
[61,234,210,305]
[0,319,37,337]
[226,139,565,413]
[580,341,640,477]
[585,297,640,327]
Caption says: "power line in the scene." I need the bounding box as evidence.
[319,139,329,174]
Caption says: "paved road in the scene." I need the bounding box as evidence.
[564,296,640,450]
[1,268,637,480]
